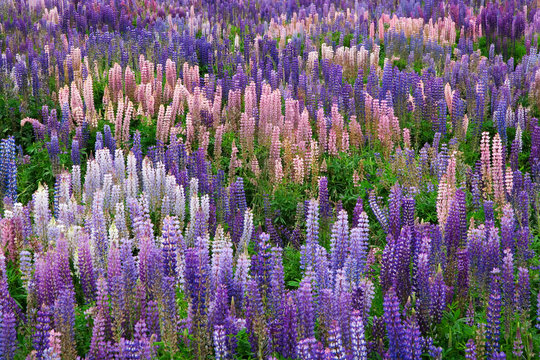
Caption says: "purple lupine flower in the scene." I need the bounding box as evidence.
[319,176,331,221]
[383,287,403,359]
[416,236,431,332]
[269,247,285,316]
[297,276,315,340]
[352,197,364,227]
[500,205,516,253]
[0,306,17,359]
[388,184,402,239]
[330,210,349,274]
[486,268,502,356]
[350,310,367,360]
[536,290,540,330]
[244,279,266,354]
[501,249,514,312]
[429,266,448,325]
[89,310,110,360]
[275,295,298,358]
[403,315,422,360]
[444,189,466,256]
[483,201,495,226]
[184,247,209,316]
[490,351,506,360]
[297,337,324,360]
[252,232,272,298]
[513,328,524,358]
[457,248,469,298]
[33,305,52,359]
[71,139,80,166]
[0,136,17,201]
[402,198,415,227]
[516,267,530,314]
[465,339,477,360]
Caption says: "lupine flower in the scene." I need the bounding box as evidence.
[350,310,367,360]
[0,137,17,201]
[383,287,403,359]
[486,268,502,356]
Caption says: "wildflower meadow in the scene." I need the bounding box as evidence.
[1,0,540,359]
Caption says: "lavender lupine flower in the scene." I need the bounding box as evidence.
[328,321,346,360]
[330,210,349,273]
[161,216,180,278]
[486,269,502,356]
[383,288,403,359]
[300,200,319,273]
[345,212,369,287]
[213,325,228,360]
[350,310,367,360]
[297,337,324,360]
[91,191,108,273]
[402,197,415,227]
[233,251,250,307]
[19,249,33,291]
[33,184,51,243]
[369,190,389,233]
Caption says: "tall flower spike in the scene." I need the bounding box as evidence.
[350,310,368,360]
[330,210,349,274]
[486,268,502,356]
[345,212,369,287]
[383,287,402,359]
[300,200,319,273]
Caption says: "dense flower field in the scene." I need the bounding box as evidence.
[1,0,540,359]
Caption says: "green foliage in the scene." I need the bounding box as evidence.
[17,141,55,204]
[74,304,94,356]
[283,246,301,289]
